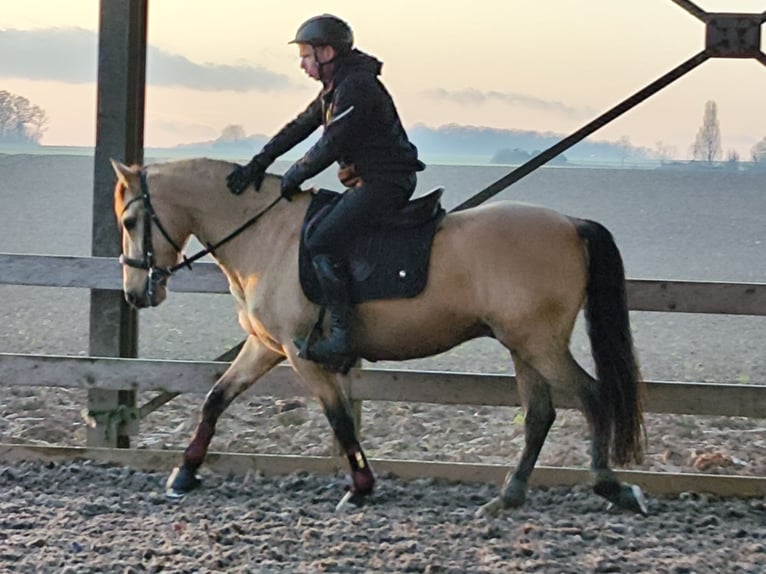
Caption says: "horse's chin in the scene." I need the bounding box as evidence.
[148,293,166,308]
[147,287,167,308]
[124,286,167,309]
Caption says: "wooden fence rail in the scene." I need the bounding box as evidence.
[1,251,765,497]
[2,253,766,316]
[1,354,764,418]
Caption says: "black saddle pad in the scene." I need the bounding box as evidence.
[299,188,446,304]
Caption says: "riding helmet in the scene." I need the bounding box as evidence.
[290,14,354,52]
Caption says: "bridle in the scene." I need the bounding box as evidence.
[119,169,283,301]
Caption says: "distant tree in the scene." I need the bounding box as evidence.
[490,147,567,165]
[217,124,247,142]
[724,149,740,171]
[616,136,632,167]
[0,90,48,144]
[751,137,766,163]
[690,100,722,163]
[530,150,568,166]
[654,140,677,162]
[490,148,530,164]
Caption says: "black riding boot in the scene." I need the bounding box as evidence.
[296,253,354,370]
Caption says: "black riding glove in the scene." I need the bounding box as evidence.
[280,165,304,201]
[226,154,271,195]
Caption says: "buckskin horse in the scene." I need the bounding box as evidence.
[111,157,648,516]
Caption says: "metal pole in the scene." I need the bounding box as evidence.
[670,0,708,22]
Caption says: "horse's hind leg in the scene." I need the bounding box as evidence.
[166,336,284,498]
[576,365,648,515]
[479,353,555,517]
[535,351,648,515]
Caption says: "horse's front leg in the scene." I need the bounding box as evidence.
[324,393,375,510]
[166,336,284,498]
[287,351,374,509]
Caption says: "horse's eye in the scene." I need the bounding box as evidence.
[123,216,137,231]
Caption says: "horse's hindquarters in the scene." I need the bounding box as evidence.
[353,202,588,362]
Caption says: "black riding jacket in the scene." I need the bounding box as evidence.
[259,50,425,186]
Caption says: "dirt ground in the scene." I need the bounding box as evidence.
[2,459,765,573]
[1,154,765,572]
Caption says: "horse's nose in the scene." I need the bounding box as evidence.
[125,291,142,308]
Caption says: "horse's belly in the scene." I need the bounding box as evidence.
[355,302,488,361]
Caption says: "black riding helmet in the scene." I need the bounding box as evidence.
[289,14,354,52]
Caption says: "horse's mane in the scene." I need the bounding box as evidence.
[154,157,282,185]
[123,158,285,207]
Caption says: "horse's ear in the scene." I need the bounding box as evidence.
[110,158,133,187]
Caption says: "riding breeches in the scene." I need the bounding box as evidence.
[304,174,417,257]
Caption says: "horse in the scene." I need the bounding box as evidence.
[111,157,648,516]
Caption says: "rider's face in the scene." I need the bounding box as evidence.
[298,44,335,81]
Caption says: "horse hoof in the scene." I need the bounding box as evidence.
[621,484,648,515]
[165,466,201,499]
[475,496,506,519]
[335,489,367,513]
[597,481,649,515]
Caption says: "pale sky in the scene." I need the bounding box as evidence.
[1,1,765,158]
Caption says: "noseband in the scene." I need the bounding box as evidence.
[119,169,283,300]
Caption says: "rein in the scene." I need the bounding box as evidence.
[119,169,283,298]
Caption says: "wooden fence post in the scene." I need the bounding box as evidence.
[87,0,148,448]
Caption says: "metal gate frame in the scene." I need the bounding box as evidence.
[454,0,766,210]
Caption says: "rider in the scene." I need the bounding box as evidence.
[226,14,425,369]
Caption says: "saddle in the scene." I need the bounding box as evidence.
[299,187,446,304]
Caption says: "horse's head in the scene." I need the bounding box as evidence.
[111,159,189,308]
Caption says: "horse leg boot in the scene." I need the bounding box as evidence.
[295,253,355,373]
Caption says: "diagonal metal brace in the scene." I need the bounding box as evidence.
[452,51,710,211]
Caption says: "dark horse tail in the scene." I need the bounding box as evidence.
[572,217,645,466]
